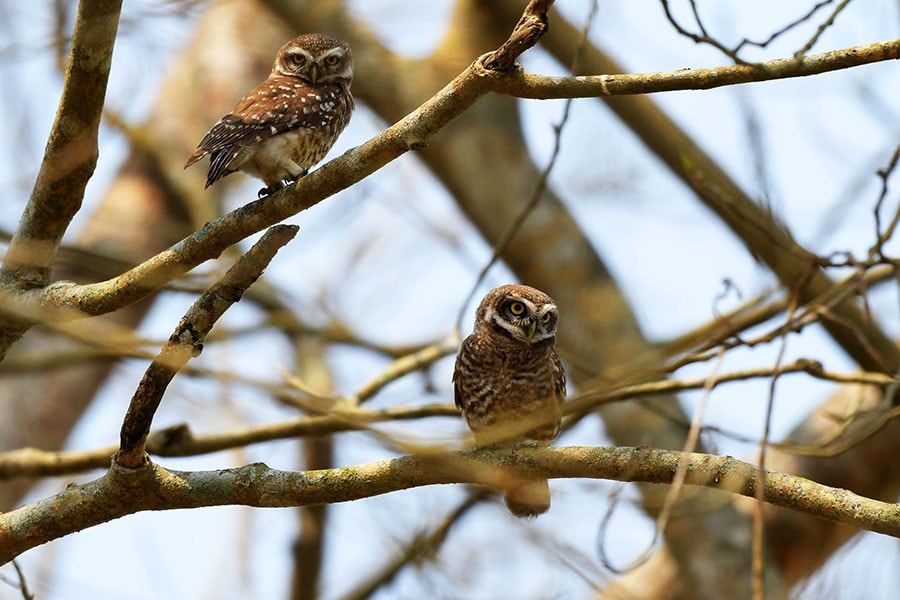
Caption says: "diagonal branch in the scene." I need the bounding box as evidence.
[1,0,122,288]
[482,0,551,71]
[0,0,557,363]
[115,224,298,467]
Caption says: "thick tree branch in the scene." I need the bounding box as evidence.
[116,225,298,467]
[0,0,123,359]
[1,0,122,288]
[3,446,899,564]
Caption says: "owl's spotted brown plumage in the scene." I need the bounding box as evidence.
[453,284,566,517]
[185,33,354,197]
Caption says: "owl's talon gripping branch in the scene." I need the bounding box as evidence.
[257,174,304,199]
[185,33,354,193]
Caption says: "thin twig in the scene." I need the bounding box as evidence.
[10,560,34,600]
[871,144,900,261]
[793,0,855,57]
[753,284,802,600]
[341,335,460,407]
[457,0,595,332]
[661,0,855,62]
[341,490,489,600]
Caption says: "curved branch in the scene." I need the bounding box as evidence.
[2,446,898,564]
[115,225,299,467]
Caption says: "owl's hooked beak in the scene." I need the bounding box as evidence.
[309,64,319,83]
[524,320,537,340]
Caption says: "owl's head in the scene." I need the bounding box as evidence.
[475,284,559,344]
[273,33,354,86]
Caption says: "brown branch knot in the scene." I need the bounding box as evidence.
[482,0,552,72]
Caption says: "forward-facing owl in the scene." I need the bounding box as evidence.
[185,33,354,197]
[453,284,566,517]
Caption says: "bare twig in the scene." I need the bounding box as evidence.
[341,335,460,407]
[793,0,855,57]
[10,560,34,600]
[660,265,897,360]
[342,490,489,600]
[871,144,900,261]
[754,284,801,600]
[660,0,856,62]
[456,0,595,331]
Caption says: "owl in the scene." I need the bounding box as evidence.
[453,284,566,517]
[185,33,354,197]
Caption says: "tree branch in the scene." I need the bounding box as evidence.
[2,359,892,479]
[1,0,122,288]
[493,38,900,98]
[482,0,551,71]
[0,0,123,359]
[3,446,899,564]
[116,224,299,467]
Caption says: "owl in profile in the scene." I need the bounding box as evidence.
[453,284,566,517]
[185,33,354,197]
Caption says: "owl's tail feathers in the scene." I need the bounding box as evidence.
[504,478,550,518]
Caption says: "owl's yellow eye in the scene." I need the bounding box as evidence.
[291,54,306,66]
[509,301,525,316]
[541,312,552,324]
[324,55,340,66]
